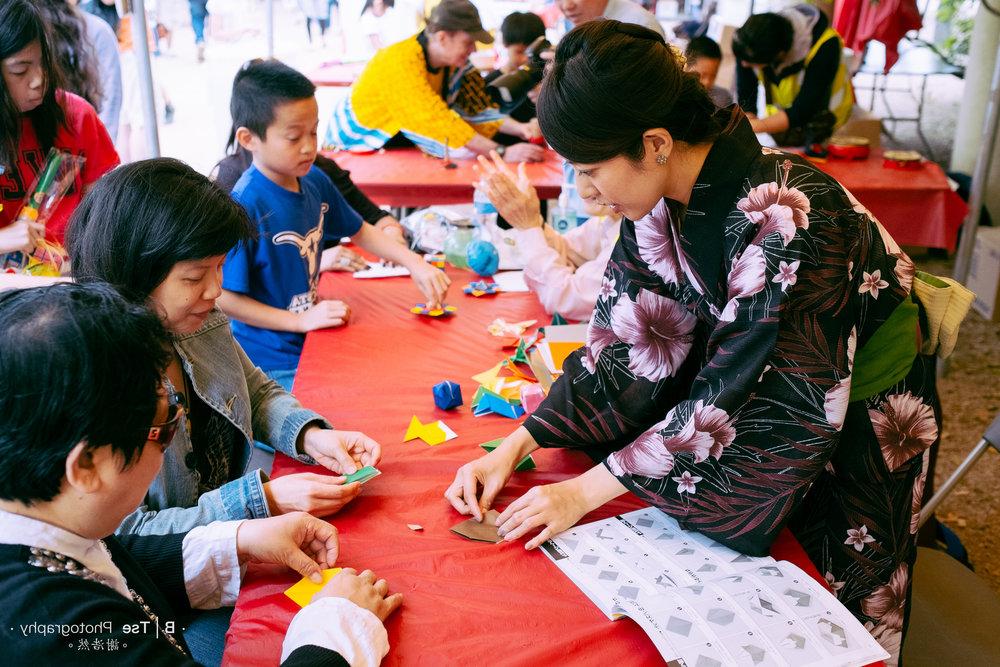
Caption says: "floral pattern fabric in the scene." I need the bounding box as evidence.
[523,118,940,664]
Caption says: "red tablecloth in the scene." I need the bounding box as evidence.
[222,266,834,666]
[328,145,965,250]
[309,61,366,87]
[324,148,564,207]
[807,151,967,251]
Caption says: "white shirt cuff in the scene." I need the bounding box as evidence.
[182,520,244,609]
[281,597,389,666]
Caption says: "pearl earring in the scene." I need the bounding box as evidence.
[656,154,667,165]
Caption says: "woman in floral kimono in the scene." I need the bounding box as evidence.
[445,20,938,663]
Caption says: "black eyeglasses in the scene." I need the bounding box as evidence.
[147,401,186,451]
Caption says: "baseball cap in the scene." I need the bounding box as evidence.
[428,0,493,44]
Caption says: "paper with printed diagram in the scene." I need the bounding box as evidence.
[541,507,889,667]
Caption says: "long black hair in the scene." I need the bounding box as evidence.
[32,0,103,112]
[0,0,67,172]
[536,20,740,165]
[67,158,255,302]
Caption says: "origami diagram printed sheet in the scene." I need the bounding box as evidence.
[541,507,889,667]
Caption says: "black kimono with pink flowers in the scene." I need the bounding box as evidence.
[523,118,939,663]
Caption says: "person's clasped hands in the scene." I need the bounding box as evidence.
[476,152,545,230]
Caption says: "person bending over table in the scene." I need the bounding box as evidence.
[476,152,622,322]
[67,160,382,538]
[733,3,853,147]
[324,0,544,163]
[447,20,938,664]
[0,283,401,665]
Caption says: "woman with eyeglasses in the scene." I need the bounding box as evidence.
[446,20,941,661]
[0,282,401,666]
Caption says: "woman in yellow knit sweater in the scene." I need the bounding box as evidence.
[326,0,544,162]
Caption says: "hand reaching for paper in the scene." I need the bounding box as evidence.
[236,511,339,583]
[301,426,382,474]
[444,428,532,520]
[409,260,451,310]
[264,472,362,517]
[475,153,543,230]
[495,480,592,550]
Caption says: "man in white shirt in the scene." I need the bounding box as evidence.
[558,0,664,38]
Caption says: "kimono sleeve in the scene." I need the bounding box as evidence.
[528,163,893,556]
[604,192,864,556]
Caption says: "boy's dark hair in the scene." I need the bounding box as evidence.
[0,0,67,172]
[226,58,316,152]
[537,20,740,165]
[67,158,254,302]
[685,35,722,62]
[732,13,793,66]
[501,11,545,47]
[0,283,171,506]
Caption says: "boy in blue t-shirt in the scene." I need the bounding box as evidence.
[219,60,451,376]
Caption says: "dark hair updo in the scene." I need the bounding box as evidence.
[537,20,738,165]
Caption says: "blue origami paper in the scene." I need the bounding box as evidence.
[433,380,463,410]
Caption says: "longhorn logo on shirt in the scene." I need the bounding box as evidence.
[272,203,327,312]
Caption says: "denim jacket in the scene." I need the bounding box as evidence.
[116,309,331,536]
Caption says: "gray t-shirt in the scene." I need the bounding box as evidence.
[81,11,122,142]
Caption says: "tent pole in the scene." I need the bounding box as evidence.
[129,0,161,158]
[266,0,275,58]
[953,42,1000,285]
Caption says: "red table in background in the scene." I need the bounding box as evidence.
[309,61,366,87]
[805,150,967,251]
[222,266,833,666]
[327,145,965,251]
[323,147,564,208]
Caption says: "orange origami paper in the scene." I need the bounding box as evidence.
[284,568,342,608]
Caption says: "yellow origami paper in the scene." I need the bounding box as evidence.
[404,415,457,446]
[284,567,342,608]
[472,362,504,387]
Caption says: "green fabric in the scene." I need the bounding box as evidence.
[915,270,948,289]
[850,296,920,402]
